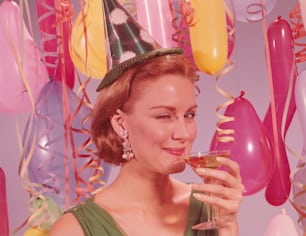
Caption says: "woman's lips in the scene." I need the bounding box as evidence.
[163,148,186,156]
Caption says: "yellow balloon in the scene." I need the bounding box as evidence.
[189,0,228,75]
[69,0,107,78]
[23,227,48,236]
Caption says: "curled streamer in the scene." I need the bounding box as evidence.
[168,0,196,69]
[20,81,109,215]
[290,4,306,225]
[214,61,235,144]
[35,0,58,78]
[290,3,306,63]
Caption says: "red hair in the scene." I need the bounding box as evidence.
[91,54,198,165]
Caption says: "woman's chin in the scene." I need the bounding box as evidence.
[170,161,186,174]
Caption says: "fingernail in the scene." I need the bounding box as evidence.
[196,168,205,174]
[193,193,202,199]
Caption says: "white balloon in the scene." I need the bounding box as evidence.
[264,209,299,236]
[232,0,278,22]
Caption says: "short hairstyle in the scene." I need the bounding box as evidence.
[91,54,198,165]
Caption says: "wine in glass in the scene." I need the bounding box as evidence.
[184,150,230,230]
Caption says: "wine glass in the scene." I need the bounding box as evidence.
[184,150,231,230]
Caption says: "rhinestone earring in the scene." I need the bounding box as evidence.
[120,130,134,161]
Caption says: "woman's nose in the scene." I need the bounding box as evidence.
[172,118,194,140]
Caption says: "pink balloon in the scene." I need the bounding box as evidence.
[135,0,178,48]
[0,167,9,236]
[264,210,299,236]
[0,1,48,114]
[264,17,297,206]
[210,93,275,196]
[232,0,278,23]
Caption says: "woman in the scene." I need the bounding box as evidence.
[49,49,244,236]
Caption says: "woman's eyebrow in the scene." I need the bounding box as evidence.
[149,104,198,111]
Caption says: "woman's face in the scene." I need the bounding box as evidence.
[121,74,197,175]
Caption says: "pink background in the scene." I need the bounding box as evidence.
[0,0,304,235]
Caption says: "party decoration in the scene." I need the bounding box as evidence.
[292,160,306,233]
[35,0,75,89]
[23,81,111,210]
[69,0,108,78]
[210,92,275,196]
[29,196,62,230]
[169,0,235,70]
[188,0,228,75]
[264,17,297,206]
[96,0,182,91]
[293,69,306,233]
[0,0,48,114]
[0,167,9,236]
[23,227,48,236]
[135,0,178,48]
[232,0,278,23]
[299,0,306,32]
[264,209,299,236]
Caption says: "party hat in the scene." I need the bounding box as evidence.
[96,0,183,91]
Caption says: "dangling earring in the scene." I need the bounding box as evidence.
[120,130,134,161]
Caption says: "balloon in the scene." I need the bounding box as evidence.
[210,93,275,196]
[0,168,9,236]
[135,0,178,48]
[264,17,297,206]
[35,0,75,89]
[293,69,306,232]
[23,227,49,236]
[0,1,48,114]
[292,160,306,232]
[69,0,107,78]
[169,0,235,70]
[23,81,111,209]
[188,0,228,75]
[233,0,278,23]
[264,209,299,236]
[30,196,62,230]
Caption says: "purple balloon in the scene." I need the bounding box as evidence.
[23,81,111,209]
[210,94,275,196]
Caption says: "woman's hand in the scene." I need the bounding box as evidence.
[191,156,244,235]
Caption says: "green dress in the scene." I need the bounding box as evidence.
[66,194,217,236]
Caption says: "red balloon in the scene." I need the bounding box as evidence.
[210,93,275,196]
[35,0,75,89]
[263,17,297,206]
[0,167,9,236]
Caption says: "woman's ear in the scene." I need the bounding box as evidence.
[110,109,126,136]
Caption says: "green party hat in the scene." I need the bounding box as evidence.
[96,0,183,92]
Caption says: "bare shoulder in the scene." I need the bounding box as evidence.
[49,212,83,236]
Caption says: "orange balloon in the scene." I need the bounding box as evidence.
[69,0,107,78]
[23,227,48,236]
[189,0,228,75]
